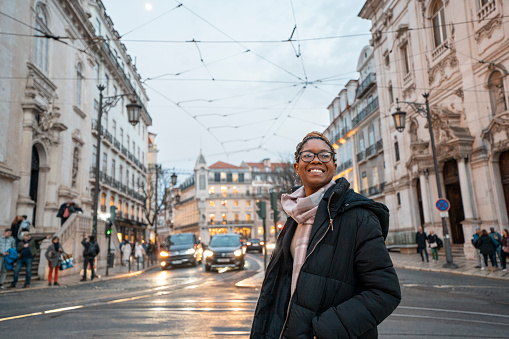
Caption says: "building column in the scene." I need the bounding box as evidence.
[17,110,36,214]
[457,157,481,259]
[419,171,432,225]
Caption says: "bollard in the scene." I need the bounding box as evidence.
[136,257,139,271]
[128,256,131,273]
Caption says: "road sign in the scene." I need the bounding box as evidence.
[436,198,450,212]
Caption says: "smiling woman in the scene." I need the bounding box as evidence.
[250,131,401,338]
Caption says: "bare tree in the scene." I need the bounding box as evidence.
[141,165,172,228]
[269,153,301,195]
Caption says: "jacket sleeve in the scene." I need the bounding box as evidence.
[312,213,401,338]
[45,246,52,261]
[29,240,37,256]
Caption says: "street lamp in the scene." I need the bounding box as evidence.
[93,84,142,236]
[391,93,458,269]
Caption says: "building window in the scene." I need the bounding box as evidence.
[227,173,233,182]
[394,141,400,162]
[124,203,128,217]
[368,125,375,147]
[431,0,447,48]
[222,214,227,224]
[209,200,215,207]
[221,172,226,182]
[101,193,106,212]
[92,145,97,168]
[221,200,227,207]
[34,3,49,72]
[479,0,490,7]
[105,74,110,96]
[76,63,83,105]
[372,167,379,187]
[112,120,116,139]
[221,186,227,197]
[234,200,239,207]
[111,159,116,179]
[120,128,124,145]
[118,199,122,217]
[233,186,238,194]
[95,18,101,36]
[110,196,115,207]
[488,71,507,116]
[401,44,410,75]
[358,132,365,151]
[388,83,394,103]
[246,200,251,207]
[126,169,129,187]
[239,173,244,182]
[119,165,123,184]
[235,214,239,222]
[102,153,107,173]
[210,214,215,224]
[131,206,134,219]
[246,214,251,222]
[397,192,401,206]
[233,173,238,182]
[209,186,215,194]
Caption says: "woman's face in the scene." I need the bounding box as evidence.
[53,239,58,244]
[504,230,509,237]
[294,138,337,196]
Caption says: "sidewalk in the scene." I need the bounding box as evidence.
[0,260,160,293]
[235,251,509,289]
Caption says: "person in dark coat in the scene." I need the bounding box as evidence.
[474,229,498,272]
[81,235,99,281]
[56,202,75,226]
[250,132,401,339]
[501,229,509,271]
[416,226,429,262]
[427,229,439,261]
[10,216,22,247]
[9,232,37,288]
[45,236,64,286]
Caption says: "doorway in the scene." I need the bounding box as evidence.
[500,151,509,221]
[416,178,425,227]
[444,159,465,244]
[29,145,40,227]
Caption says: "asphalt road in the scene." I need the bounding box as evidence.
[1,253,509,338]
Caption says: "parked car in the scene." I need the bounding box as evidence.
[160,233,203,270]
[204,234,245,271]
[246,238,264,253]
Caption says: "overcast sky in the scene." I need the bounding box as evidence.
[102,0,372,180]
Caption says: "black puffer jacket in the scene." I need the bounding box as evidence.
[251,178,401,339]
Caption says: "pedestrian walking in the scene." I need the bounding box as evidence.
[134,242,145,268]
[56,202,75,226]
[45,236,64,286]
[474,229,498,272]
[472,227,484,268]
[147,241,156,265]
[489,226,502,268]
[122,241,132,267]
[9,232,37,288]
[416,226,429,262]
[81,235,99,281]
[10,216,22,247]
[250,131,400,338]
[17,215,30,239]
[500,229,509,272]
[427,229,439,261]
[0,229,15,288]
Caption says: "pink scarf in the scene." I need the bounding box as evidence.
[281,181,335,295]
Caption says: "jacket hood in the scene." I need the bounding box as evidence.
[325,178,390,239]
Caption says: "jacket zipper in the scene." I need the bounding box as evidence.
[279,191,336,339]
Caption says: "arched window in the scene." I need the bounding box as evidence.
[124,202,128,217]
[358,132,365,151]
[76,62,83,105]
[488,71,507,116]
[34,3,49,71]
[431,0,447,48]
[101,193,106,212]
[368,125,375,147]
[118,199,122,217]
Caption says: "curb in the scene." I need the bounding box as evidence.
[393,263,509,281]
[0,265,160,294]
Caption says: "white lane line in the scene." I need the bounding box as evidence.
[0,312,43,322]
[145,307,255,312]
[392,313,509,326]
[398,306,509,319]
[403,283,509,289]
[44,306,84,314]
[213,332,251,336]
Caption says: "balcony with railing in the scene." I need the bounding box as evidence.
[356,73,376,99]
[357,151,365,163]
[89,167,144,202]
[375,139,383,152]
[369,182,385,196]
[352,97,379,128]
[365,144,376,158]
[477,0,495,21]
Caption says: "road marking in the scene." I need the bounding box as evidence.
[0,312,43,322]
[403,283,509,289]
[213,332,251,336]
[107,295,151,304]
[44,306,84,314]
[398,306,509,319]
[392,313,509,326]
[145,307,254,312]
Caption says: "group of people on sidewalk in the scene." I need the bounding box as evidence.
[0,229,37,289]
[415,226,443,262]
[120,239,156,269]
[56,201,83,226]
[472,226,509,271]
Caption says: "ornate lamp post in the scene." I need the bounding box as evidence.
[93,84,142,235]
[391,93,458,269]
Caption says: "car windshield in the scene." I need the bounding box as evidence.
[167,234,194,246]
[210,236,240,247]
[249,239,260,243]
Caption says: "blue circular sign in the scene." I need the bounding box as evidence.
[436,198,450,212]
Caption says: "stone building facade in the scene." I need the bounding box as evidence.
[359,0,509,258]
[324,45,385,205]
[0,0,151,242]
[173,154,285,245]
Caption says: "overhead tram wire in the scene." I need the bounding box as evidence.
[174,0,305,83]
[192,39,215,81]
[119,3,183,38]
[289,0,308,82]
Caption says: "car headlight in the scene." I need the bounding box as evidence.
[160,251,169,257]
[204,250,214,258]
[185,248,196,255]
[234,249,242,257]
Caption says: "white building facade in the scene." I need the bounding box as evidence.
[359,0,509,258]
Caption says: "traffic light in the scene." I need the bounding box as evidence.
[106,205,117,236]
[270,192,278,210]
[256,200,266,219]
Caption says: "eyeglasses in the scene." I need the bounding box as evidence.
[299,151,334,163]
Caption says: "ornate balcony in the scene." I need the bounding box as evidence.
[356,73,376,99]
